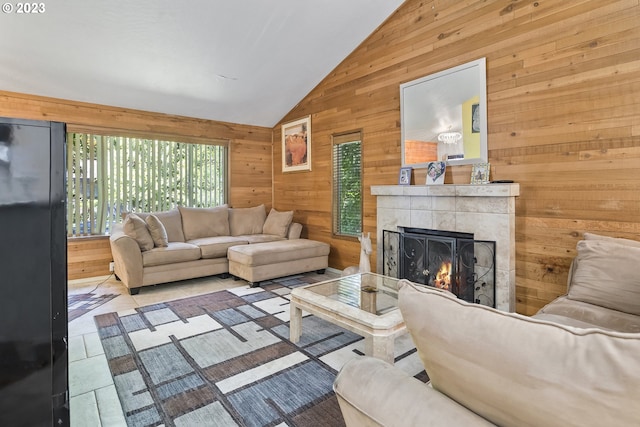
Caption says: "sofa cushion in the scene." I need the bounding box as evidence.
[228,204,266,236]
[237,234,286,244]
[142,242,201,267]
[262,208,294,238]
[145,214,169,247]
[135,209,185,243]
[123,213,154,251]
[398,280,640,427]
[534,296,640,333]
[187,236,249,259]
[179,205,229,240]
[227,239,329,266]
[567,239,640,316]
[583,232,640,248]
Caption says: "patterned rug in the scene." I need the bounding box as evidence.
[68,292,119,322]
[94,275,426,427]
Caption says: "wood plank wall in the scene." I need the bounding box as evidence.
[0,91,273,279]
[274,0,640,315]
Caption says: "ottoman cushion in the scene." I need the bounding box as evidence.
[228,239,330,266]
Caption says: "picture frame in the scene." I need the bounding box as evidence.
[470,162,490,184]
[398,166,412,185]
[426,161,446,185]
[282,116,311,172]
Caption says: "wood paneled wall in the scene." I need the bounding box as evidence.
[0,91,273,279]
[274,0,640,314]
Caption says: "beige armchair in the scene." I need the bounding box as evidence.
[333,279,640,426]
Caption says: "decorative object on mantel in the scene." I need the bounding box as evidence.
[342,232,373,276]
[426,161,446,185]
[398,166,412,185]
[282,115,311,172]
[470,162,490,184]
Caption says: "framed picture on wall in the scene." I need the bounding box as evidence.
[398,167,412,185]
[282,116,311,172]
[470,162,490,184]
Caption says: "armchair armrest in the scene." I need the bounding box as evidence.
[109,224,143,290]
[333,357,494,427]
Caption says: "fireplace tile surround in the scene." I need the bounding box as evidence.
[372,184,519,312]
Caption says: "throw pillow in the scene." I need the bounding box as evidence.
[122,209,185,242]
[145,214,169,247]
[123,213,154,251]
[263,208,294,238]
[567,239,640,315]
[228,204,267,236]
[179,205,229,240]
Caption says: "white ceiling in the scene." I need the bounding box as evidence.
[0,0,404,127]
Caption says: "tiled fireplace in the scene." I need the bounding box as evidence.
[372,184,519,312]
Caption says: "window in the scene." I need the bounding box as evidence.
[332,131,362,237]
[66,133,227,237]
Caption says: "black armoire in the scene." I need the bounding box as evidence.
[0,117,69,426]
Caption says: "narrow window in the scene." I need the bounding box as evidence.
[332,131,362,237]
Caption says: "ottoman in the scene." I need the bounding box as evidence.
[228,239,330,287]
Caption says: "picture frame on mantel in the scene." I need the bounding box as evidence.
[426,161,446,185]
[282,116,311,172]
[399,167,412,185]
[470,162,490,184]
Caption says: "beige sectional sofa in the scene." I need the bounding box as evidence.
[333,232,640,426]
[109,204,329,294]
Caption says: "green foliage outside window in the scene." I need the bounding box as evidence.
[67,133,227,236]
[333,139,362,236]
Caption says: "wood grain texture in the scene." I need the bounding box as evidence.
[67,237,112,280]
[5,1,640,312]
[274,0,640,314]
[0,91,272,279]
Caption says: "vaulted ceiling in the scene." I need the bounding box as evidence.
[0,0,405,127]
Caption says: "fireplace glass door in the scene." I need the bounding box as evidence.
[383,229,496,307]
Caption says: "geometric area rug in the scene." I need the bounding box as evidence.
[94,275,426,427]
[68,292,119,322]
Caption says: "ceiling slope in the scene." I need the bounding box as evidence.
[0,0,404,127]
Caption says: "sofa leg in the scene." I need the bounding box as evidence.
[317,269,326,274]
[218,273,230,279]
[129,287,140,295]
[249,281,261,288]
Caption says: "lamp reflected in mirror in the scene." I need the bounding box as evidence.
[437,129,462,144]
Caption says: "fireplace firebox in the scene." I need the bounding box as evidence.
[383,227,496,307]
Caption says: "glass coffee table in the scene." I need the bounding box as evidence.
[289,272,406,364]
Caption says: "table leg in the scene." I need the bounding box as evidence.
[365,335,395,365]
[290,303,302,343]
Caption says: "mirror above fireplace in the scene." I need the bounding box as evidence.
[400,58,488,167]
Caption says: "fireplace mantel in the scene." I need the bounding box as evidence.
[372,184,519,312]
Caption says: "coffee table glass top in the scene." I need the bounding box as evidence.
[302,273,400,315]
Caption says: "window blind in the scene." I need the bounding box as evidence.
[332,131,362,237]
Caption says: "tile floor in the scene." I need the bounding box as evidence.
[67,270,340,426]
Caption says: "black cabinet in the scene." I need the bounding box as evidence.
[0,117,69,426]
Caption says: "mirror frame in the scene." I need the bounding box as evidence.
[400,57,488,167]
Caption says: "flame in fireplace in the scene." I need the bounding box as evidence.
[435,261,452,291]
